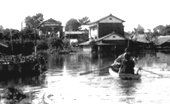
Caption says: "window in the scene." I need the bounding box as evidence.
[109,18,112,20]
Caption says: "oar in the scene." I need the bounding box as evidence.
[79,65,110,75]
[139,67,163,77]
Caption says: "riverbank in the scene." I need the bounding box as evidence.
[0,54,48,80]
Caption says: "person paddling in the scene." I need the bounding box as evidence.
[118,52,135,74]
[110,48,137,73]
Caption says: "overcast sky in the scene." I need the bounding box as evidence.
[0,0,170,32]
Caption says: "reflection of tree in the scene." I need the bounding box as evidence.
[137,51,170,68]
[0,75,46,87]
[156,52,170,65]
[48,53,64,69]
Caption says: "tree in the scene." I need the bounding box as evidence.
[3,28,11,40]
[25,13,44,29]
[153,25,165,35]
[161,25,170,35]
[65,19,81,31]
[153,25,170,36]
[134,24,145,34]
[0,25,4,31]
[78,16,90,25]
[0,25,4,39]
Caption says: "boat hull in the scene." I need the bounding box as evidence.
[109,68,141,80]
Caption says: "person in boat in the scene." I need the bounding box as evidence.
[118,52,135,74]
[110,48,137,73]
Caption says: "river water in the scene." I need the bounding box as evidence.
[1,50,170,104]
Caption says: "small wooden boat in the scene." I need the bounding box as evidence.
[109,67,141,80]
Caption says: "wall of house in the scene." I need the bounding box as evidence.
[103,34,125,40]
[82,46,92,53]
[98,23,124,38]
[102,40,127,47]
[99,16,123,23]
[89,25,98,39]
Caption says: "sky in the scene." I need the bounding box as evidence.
[0,0,170,32]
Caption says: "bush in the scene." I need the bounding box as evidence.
[37,40,48,50]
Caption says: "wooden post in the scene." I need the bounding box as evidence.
[34,19,37,56]
[10,29,13,53]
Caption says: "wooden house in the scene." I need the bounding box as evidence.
[80,14,127,53]
[94,32,127,53]
[88,14,125,39]
[37,18,63,38]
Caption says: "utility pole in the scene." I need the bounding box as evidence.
[21,21,24,55]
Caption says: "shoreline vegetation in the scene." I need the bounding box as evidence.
[0,36,83,79]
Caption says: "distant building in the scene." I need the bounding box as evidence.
[65,31,88,44]
[37,18,63,38]
[131,34,150,43]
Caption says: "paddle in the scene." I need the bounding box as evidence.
[139,67,163,77]
[79,65,111,75]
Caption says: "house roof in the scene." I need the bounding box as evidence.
[0,43,8,48]
[65,31,86,35]
[88,14,125,25]
[131,34,150,43]
[79,31,125,46]
[153,35,170,45]
[37,18,62,28]
[96,43,116,45]
[95,31,126,42]
[79,39,94,46]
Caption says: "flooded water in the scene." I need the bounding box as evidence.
[1,50,170,104]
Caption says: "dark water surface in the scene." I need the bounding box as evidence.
[1,51,170,104]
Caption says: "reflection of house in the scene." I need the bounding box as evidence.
[37,18,63,38]
[80,14,127,53]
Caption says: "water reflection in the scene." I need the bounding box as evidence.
[1,50,170,103]
[0,75,46,88]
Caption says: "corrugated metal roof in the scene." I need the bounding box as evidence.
[131,34,150,43]
[96,43,115,45]
[153,35,170,45]
[65,31,86,35]
[0,43,8,48]
[79,40,93,46]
